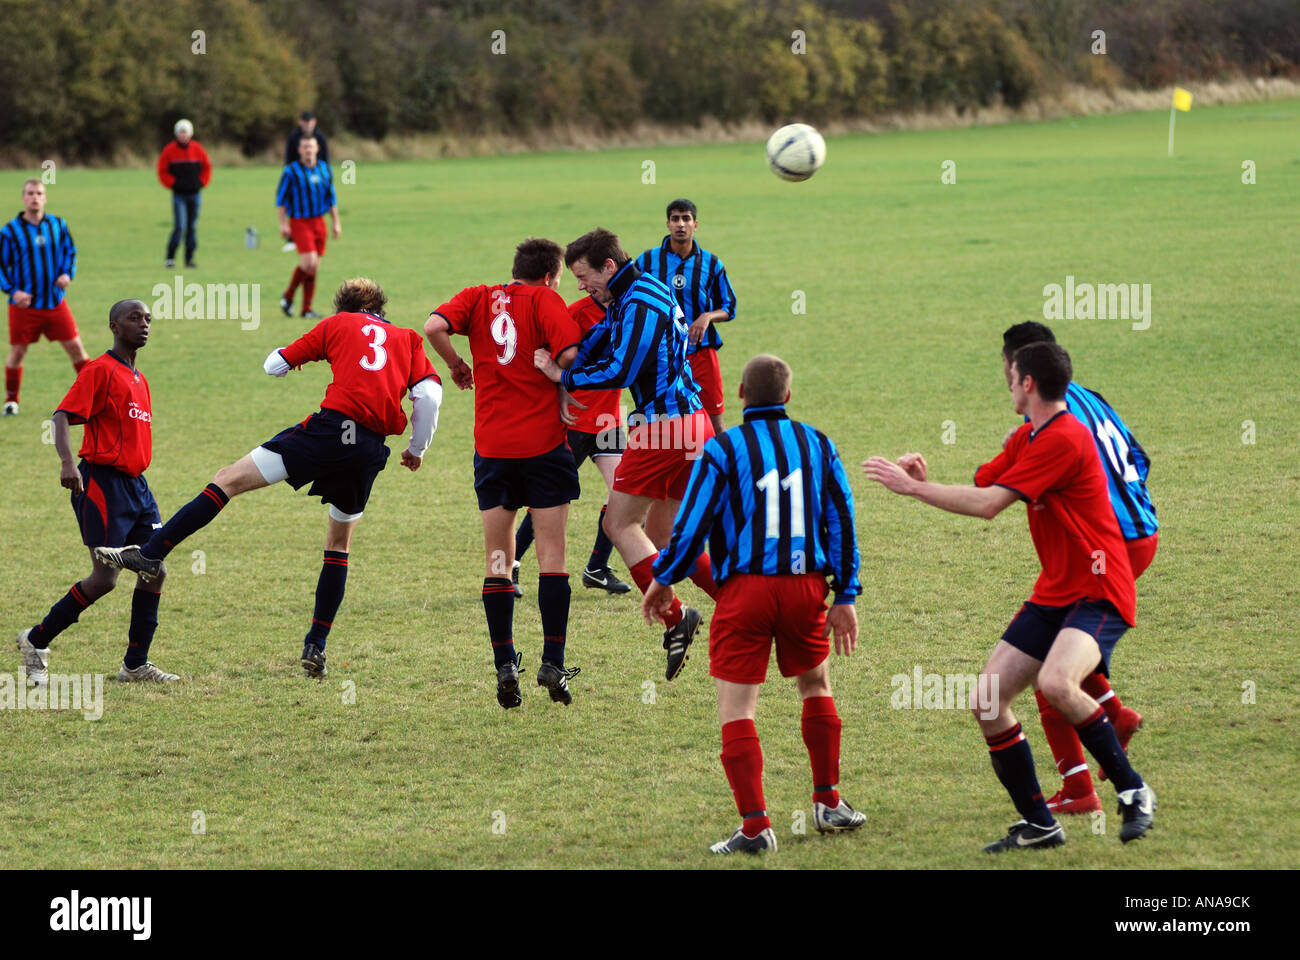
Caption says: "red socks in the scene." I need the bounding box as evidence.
[284,267,303,300]
[688,552,719,600]
[629,555,683,629]
[801,696,842,807]
[5,365,20,403]
[1082,672,1122,724]
[1035,689,1094,798]
[302,273,316,312]
[720,719,769,837]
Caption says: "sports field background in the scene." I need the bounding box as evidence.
[1,100,1296,868]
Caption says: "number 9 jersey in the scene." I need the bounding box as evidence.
[431,283,582,458]
[276,311,440,437]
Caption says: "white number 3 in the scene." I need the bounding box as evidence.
[360,323,388,371]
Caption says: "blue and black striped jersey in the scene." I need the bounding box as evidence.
[653,404,861,602]
[634,237,737,355]
[275,161,337,219]
[0,212,77,308]
[1065,382,1158,539]
[561,260,701,423]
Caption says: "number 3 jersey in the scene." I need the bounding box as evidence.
[277,312,439,437]
[432,283,582,458]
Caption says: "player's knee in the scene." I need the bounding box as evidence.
[83,569,118,599]
[144,561,167,589]
[1037,671,1075,710]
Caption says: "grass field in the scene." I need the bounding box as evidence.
[1,100,1297,869]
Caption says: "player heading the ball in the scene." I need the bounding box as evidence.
[97,278,442,679]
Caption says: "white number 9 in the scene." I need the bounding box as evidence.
[491,313,517,365]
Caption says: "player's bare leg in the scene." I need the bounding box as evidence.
[529,504,579,704]
[1039,628,1154,840]
[58,336,90,368]
[4,342,28,413]
[710,678,776,854]
[648,496,719,599]
[300,513,360,679]
[708,413,725,437]
[975,641,1064,852]
[298,251,321,317]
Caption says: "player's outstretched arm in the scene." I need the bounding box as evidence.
[864,455,1019,519]
[52,412,81,496]
[263,349,292,377]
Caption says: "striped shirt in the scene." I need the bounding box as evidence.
[561,260,701,423]
[275,161,337,219]
[1065,382,1158,539]
[634,237,737,354]
[0,212,77,308]
[653,404,861,603]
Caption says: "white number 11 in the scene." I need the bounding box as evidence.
[756,468,805,539]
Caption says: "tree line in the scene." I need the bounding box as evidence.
[1,0,1294,161]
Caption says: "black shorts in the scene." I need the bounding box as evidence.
[1001,598,1129,676]
[72,461,162,548]
[567,426,625,468]
[474,441,580,511]
[261,408,390,516]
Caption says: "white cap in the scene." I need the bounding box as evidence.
[174,119,193,137]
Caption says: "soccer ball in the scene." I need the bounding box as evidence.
[766,123,826,182]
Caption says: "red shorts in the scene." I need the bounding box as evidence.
[1126,533,1158,579]
[9,301,78,345]
[290,217,328,255]
[710,573,831,684]
[612,410,713,501]
[689,347,725,415]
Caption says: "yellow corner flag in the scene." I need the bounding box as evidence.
[1173,87,1194,112]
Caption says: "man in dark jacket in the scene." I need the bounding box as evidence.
[156,119,212,269]
[285,111,330,167]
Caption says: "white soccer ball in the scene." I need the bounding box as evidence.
[766,123,826,182]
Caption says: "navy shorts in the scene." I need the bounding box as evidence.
[72,461,162,549]
[474,441,580,511]
[261,408,390,516]
[567,426,625,469]
[1002,598,1129,676]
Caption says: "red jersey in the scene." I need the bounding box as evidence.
[56,351,153,477]
[567,296,622,435]
[434,282,582,458]
[975,411,1137,625]
[278,312,439,437]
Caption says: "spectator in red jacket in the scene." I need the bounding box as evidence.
[157,119,211,270]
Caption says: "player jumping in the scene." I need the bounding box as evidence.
[96,278,440,678]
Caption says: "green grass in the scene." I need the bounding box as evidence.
[1,100,1297,868]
